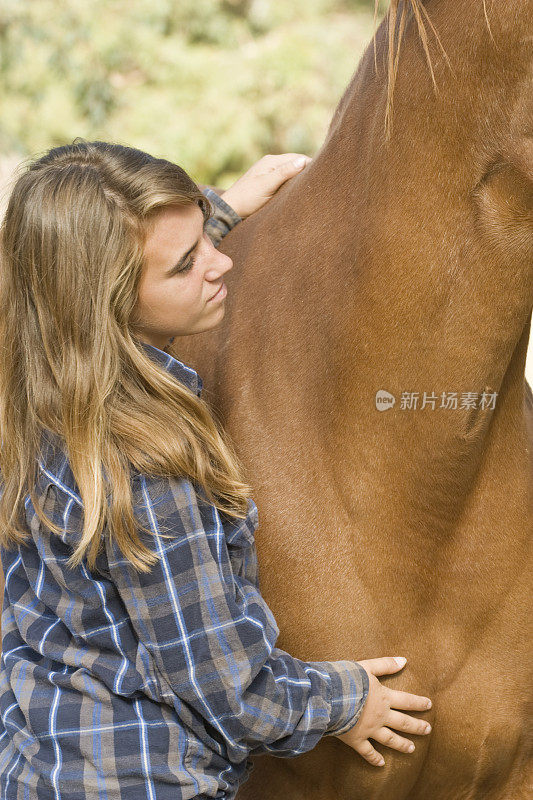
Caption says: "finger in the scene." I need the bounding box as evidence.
[387,688,432,712]
[386,709,432,736]
[353,740,385,768]
[256,154,305,170]
[263,154,311,170]
[258,158,310,191]
[357,656,407,677]
[271,157,310,178]
[265,153,311,165]
[372,726,415,754]
[256,156,312,181]
[286,155,311,169]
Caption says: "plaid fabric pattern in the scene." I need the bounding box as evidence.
[0,189,369,799]
[201,187,242,248]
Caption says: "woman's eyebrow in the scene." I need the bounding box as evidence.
[166,234,202,275]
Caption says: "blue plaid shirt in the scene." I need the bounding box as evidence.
[0,189,369,799]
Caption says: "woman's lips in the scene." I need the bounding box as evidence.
[208,282,227,302]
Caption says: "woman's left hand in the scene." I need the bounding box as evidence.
[220,153,312,219]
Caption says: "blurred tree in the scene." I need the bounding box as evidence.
[0,0,385,184]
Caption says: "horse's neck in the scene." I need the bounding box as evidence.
[197,7,533,554]
[252,1,533,428]
[179,0,532,514]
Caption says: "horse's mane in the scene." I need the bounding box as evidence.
[376,0,493,139]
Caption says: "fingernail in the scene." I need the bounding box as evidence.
[293,156,307,168]
[377,758,385,766]
[393,656,407,668]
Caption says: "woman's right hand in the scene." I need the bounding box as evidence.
[334,657,433,767]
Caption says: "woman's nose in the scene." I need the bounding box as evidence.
[221,254,233,275]
[205,252,232,281]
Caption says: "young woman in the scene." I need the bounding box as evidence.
[0,140,432,799]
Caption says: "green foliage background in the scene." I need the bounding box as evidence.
[0,0,387,185]
[2,2,533,380]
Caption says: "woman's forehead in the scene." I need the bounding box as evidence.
[143,204,204,265]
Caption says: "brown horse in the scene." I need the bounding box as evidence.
[177,1,533,798]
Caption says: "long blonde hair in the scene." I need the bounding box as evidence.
[0,139,253,573]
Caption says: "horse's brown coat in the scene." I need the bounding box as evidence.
[0,2,529,798]
[174,2,533,797]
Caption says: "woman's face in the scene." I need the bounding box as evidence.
[131,202,233,350]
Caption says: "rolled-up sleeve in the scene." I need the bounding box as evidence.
[201,186,242,247]
[105,473,369,763]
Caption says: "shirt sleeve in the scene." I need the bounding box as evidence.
[201,186,242,247]
[105,473,369,763]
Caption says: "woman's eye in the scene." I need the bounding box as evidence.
[178,255,196,274]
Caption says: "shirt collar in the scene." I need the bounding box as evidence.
[139,341,203,397]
